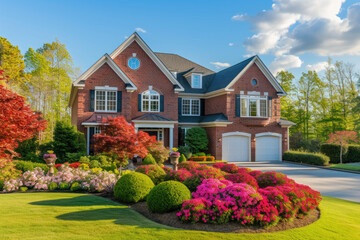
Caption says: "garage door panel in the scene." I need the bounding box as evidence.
[256,136,281,161]
[222,135,250,162]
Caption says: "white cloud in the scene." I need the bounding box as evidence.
[269,55,303,75]
[229,43,234,47]
[135,27,146,33]
[210,62,231,69]
[124,35,128,39]
[306,61,333,72]
[235,0,360,71]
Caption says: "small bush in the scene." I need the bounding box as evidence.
[79,156,90,164]
[183,168,225,192]
[320,143,348,163]
[168,169,192,182]
[0,179,4,191]
[59,182,70,190]
[79,163,89,171]
[90,160,101,168]
[70,182,81,191]
[179,154,187,163]
[256,172,293,188]
[345,145,360,163]
[135,165,166,185]
[15,161,49,173]
[178,161,201,171]
[142,154,157,165]
[147,142,170,164]
[197,152,206,157]
[147,181,191,213]
[65,152,86,163]
[283,151,330,166]
[20,187,28,192]
[225,173,258,189]
[48,182,58,191]
[113,172,154,203]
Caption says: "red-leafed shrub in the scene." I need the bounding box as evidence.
[249,170,263,178]
[178,161,201,171]
[256,171,294,188]
[162,166,172,174]
[225,173,258,189]
[135,165,166,185]
[168,169,192,182]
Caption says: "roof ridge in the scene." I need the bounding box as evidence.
[215,55,256,74]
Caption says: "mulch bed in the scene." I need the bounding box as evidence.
[127,201,320,233]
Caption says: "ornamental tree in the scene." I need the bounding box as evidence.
[0,70,47,158]
[185,127,209,152]
[93,116,157,171]
[327,131,358,164]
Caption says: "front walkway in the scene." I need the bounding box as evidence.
[235,161,360,202]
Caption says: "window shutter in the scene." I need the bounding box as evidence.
[160,95,164,112]
[117,91,122,112]
[235,94,240,117]
[89,90,95,112]
[178,98,182,115]
[200,99,205,116]
[268,97,272,117]
[138,94,142,111]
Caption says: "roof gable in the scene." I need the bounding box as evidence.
[73,54,137,91]
[109,33,184,92]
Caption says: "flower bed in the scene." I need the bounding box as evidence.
[2,166,118,193]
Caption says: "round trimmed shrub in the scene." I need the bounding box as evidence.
[114,172,154,203]
[48,182,58,191]
[59,182,70,190]
[70,182,81,191]
[147,181,191,213]
[142,154,157,165]
[135,165,166,185]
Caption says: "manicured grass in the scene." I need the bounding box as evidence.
[0,193,359,240]
[330,164,360,172]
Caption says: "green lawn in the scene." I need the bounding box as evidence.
[330,164,360,172]
[0,193,359,240]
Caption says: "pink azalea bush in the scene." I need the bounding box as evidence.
[3,166,118,193]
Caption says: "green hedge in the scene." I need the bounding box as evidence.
[320,143,348,163]
[283,151,330,166]
[345,145,360,163]
[15,161,49,172]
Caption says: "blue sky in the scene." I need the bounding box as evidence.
[1,0,360,80]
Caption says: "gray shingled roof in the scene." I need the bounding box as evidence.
[179,113,230,124]
[133,113,174,122]
[155,52,256,94]
[279,118,296,126]
[82,113,119,124]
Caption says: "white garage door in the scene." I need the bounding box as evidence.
[222,133,250,162]
[255,133,281,161]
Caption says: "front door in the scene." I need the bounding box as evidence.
[139,128,164,142]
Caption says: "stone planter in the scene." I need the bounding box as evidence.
[170,156,180,171]
[44,157,57,176]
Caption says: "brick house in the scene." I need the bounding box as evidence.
[69,32,295,162]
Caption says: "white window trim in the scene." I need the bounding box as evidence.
[95,127,101,134]
[182,98,201,116]
[191,73,202,88]
[141,90,160,112]
[95,90,117,113]
[240,95,268,118]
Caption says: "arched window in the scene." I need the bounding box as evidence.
[142,90,160,112]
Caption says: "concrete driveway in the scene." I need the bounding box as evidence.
[235,161,360,202]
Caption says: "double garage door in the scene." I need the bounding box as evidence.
[222,132,282,162]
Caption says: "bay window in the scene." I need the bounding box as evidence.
[240,95,268,117]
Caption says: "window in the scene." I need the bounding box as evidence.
[251,79,258,86]
[95,127,101,134]
[240,95,268,117]
[142,90,160,112]
[128,57,140,69]
[182,99,200,116]
[95,90,117,112]
[191,73,202,88]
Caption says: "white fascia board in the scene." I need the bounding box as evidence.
[73,54,137,90]
[132,120,178,124]
[200,122,233,127]
[179,89,232,99]
[224,56,286,96]
[109,32,185,92]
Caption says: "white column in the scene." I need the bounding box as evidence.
[86,127,90,155]
[169,127,174,150]
[287,127,290,151]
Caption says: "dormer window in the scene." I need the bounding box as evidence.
[191,73,202,88]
